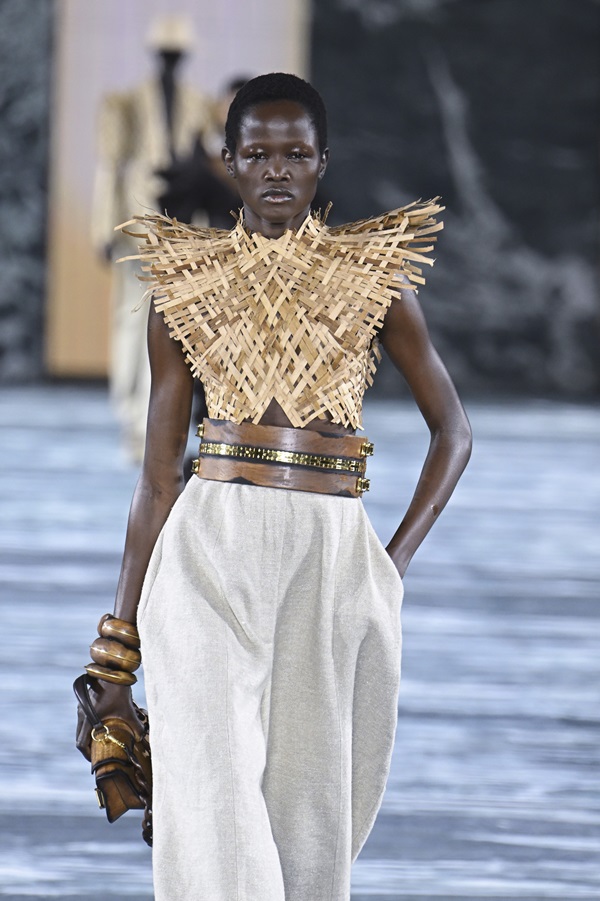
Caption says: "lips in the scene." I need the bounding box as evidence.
[262,189,294,202]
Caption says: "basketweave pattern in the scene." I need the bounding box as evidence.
[119,198,443,429]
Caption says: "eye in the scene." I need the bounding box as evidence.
[289,151,307,160]
[247,151,266,161]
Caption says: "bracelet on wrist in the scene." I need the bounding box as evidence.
[98,614,141,649]
[83,614,141,686]
[90,637,141,673]
[85,663,137,686]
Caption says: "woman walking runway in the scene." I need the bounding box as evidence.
[77,73,472,900]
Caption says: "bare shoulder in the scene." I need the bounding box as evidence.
[147,304,192,383]
[379,277,471,434]
[379,276,434,368]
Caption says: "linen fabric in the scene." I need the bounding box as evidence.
[138,477,403,901]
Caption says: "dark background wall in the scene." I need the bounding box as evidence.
[311,0,600,396]
[0,0,54,381]
[0,0,598,396]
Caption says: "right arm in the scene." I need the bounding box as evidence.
[113,304,194,623]
[77,304,193,741]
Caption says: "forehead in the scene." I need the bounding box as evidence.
[238,100,317,146]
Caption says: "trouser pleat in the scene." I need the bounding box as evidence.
[138,478,403,901]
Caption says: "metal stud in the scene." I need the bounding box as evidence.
[356,477,370,495]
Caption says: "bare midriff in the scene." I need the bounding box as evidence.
[250,398,356,437]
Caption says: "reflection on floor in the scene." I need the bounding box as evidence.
[0,385,598,900]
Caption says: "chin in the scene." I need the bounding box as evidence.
[242,198,311,230]
[262,201,307,220]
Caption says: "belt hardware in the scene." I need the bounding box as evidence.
[195,440,367,474]
[355,477,370,496]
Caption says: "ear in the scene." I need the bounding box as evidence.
[318,148,330,181]
[222,146,236,178]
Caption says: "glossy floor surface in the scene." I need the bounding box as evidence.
[0,385,598,900]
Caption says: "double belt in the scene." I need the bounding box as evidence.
[192,419,374,498]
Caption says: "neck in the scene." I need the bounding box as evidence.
[157,52,182,81]
[160,63,177,82]
[242,205,311,239]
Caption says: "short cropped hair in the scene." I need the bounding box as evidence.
[224,73,328,154]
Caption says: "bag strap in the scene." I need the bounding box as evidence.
[73,673,105,730]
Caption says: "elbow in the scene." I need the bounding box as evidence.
[463,426,473,468]
[432,412,473,469]
[456,414,473,469]
[137,461,185,505]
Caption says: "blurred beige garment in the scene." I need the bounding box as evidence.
[91,78,214,461]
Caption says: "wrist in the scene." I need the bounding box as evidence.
[385,544,411,578]
[90,678,131,702]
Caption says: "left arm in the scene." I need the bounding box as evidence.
[379,280,472,577]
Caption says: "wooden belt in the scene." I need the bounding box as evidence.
[192,419,374,498]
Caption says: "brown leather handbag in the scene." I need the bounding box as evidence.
[73,674,153,846]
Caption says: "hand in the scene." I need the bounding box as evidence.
[75,679,145,761]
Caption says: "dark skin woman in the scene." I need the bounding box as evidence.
[79,95,471,744]
[77,89,472,894]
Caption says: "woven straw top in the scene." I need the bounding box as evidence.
[119,198,443,429]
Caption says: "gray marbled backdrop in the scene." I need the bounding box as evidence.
[311,0,600,396]
[0,0,53,381]
[0,1,598,396]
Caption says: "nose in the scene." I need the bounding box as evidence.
[265,155,290,181]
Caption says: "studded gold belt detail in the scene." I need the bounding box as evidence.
[191,419,374,498]
[194,441,368,474]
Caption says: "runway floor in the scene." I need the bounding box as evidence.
[0,384,598,900]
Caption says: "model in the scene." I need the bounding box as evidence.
[77,72,472,901]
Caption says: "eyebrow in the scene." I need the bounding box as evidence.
[240,139,316,150]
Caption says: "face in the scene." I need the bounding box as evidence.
[222,100,329,238]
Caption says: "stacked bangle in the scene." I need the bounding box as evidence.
[85,615,141,686]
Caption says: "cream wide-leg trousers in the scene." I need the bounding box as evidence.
[137,477,403,901]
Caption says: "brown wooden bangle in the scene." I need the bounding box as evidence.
[90,637,141,673]
[85,663,137,686]
[98,614,140,650]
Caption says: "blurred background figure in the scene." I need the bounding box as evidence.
[158,75,250,227]
[90,15,213,463]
